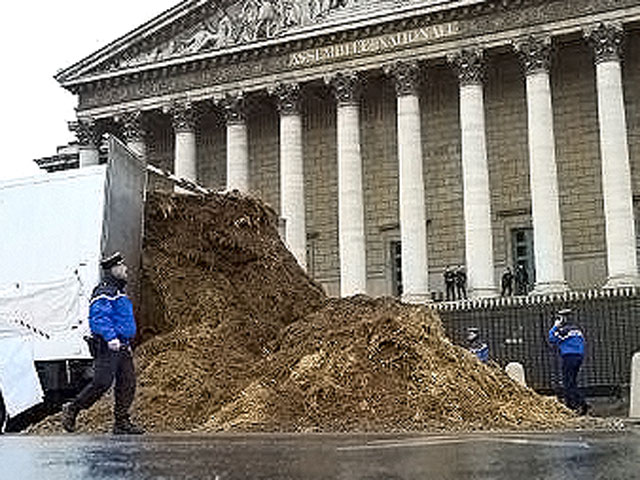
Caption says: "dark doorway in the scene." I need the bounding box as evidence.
[390,241,402,297]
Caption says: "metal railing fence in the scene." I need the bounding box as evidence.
[432,288,640,394]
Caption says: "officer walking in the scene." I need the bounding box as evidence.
[62,252,144,434]
[548,308,588,414]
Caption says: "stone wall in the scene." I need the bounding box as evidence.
[198,111,227,191]
[553,40,607,288]
[146,115,174,192]
[303,87,340,295]
[485,51,530,270]
[421,64,465,290]
[248,98,281,212]
[361,75,399,296]
[625,31,640,251]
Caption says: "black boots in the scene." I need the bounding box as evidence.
[113,416,145,435]
[61,403,79,433]
[63,403,143,434]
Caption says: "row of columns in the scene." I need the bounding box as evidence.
[72,22,639,299]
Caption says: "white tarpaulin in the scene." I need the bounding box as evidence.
[0,277,90,417]
[0,335,43,418]
[0,277,91,361]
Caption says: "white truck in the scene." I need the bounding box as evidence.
[0,137,146,431]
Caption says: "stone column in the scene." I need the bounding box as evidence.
[327,72,367,297]
[222,94,249,193]
[120,111,147,160]
[69,119,100,168]
[586,23,640,287]
[169,103,198,187]
[273,83,307,270]
[631,352,640,419]
[385,61,429,303]
[448,49,497,298]
[514,36,568,294]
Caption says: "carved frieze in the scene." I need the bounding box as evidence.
[513,35,552,75]
[272,83,301,116]
[448,48,484,86]
[220,94,247,125]
[69,119,101,147]
[384,60,422,97]
[111,0,459,72]
[326,72,362,106]
[584,22,624,64]
[76,0,640,112]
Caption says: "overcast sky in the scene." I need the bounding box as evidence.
[0,1,180,180]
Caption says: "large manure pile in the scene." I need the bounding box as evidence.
[35,192,580,434]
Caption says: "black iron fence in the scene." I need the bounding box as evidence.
[433,288,640,394]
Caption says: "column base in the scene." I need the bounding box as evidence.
[401,292,431,304]
[604,274,640,289]
[469,287,499,299]
[531,281,569,296]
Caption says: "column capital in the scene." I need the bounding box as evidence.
[384,60,422,97]
[584,22,624,64]
[69,118,101,148]
[220,93,247,125]
[325,71,362,106]
[164,102,197,132]
[271,83,301,116]
[514,35,553,75]
[116,110,147,143]
[448,48,485,86]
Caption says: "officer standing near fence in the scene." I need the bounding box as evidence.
[62,252,144,434]
[548,308,588,415]
[467,327,489,363]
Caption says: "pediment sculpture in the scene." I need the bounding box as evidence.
[116,0,433,69]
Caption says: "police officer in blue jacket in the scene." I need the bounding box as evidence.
[62,252,144,434]
[467,327,489,364]
[548,308,588,414]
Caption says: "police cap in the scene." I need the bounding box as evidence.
[100,252,125,270]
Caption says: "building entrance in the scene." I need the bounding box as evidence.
[512,228,535,294]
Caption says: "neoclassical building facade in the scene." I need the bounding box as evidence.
[55,0,640,301]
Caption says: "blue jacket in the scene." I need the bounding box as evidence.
[469,341,489,363]
[89,274,137,343]
[549,323,585,356]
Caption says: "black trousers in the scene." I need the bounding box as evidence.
[72,338,136,421]
[446,283,456,301]
[561,353,585,411]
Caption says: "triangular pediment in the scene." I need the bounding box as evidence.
[57,0,475,85]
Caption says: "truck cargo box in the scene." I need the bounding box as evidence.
[0,137,146,424]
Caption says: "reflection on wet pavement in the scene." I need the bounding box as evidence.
[1,431,638,480]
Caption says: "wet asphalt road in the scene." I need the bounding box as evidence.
[1,430,639,480]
